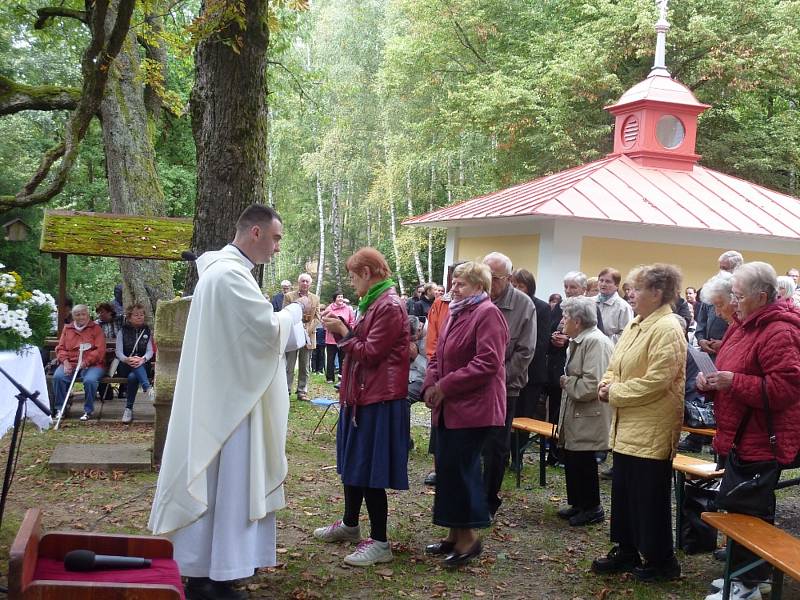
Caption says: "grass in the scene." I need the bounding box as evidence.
[0,371,797,598]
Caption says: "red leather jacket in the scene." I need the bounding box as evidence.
[55,320,106,369]
[339,289,409,407]
[712,299,800,465]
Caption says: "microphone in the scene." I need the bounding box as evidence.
[64,549,152,571]
[180,250,197,262]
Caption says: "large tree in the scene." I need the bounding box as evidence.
[185,0,271,293]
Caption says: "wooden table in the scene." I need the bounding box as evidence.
[672,452,724,550]
[511,418,557,488]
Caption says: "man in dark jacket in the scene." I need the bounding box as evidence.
[413,283,436,323]
[482,252,536,519]
[271,280,291,313]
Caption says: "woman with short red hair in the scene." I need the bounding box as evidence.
[313,248,410,568]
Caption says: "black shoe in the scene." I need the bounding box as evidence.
[424,471,436,486]
[185,579,246,600]
[569,506,604,526]
[595,451,608,464]
[713,547,727,562]
[557,506,579,520]
[443,540,482,567]
[425,540,455,555]
[600,466,614,480]
[631,556,681,582]
[591,546,641,574]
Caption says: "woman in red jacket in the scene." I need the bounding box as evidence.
[313,248,410,568]
[697,261,800,600]
[422,261,509,567]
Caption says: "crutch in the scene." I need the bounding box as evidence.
[54,342,91,430]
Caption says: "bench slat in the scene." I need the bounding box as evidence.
[701,512,800,581]
[511,418,557,438]
[672,453,724,479]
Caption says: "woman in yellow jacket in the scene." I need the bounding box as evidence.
[591,264,687,582]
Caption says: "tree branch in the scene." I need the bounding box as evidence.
[450,18,488,66]
[267,60,318,107]
[0,0,136,213]
[0,75,81,115]
[34,6,89,29]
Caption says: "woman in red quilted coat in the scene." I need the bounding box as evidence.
[697,261,800,600]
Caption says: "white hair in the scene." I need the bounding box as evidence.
[699,271,733,304]
[298,273,312,283]
[72,304,89,315]
[563,271,588,290]
[776,276,796,300]
[561,295,597,327]
[483,252,512,275]
[732,261,778,302]
[718,250,744,270]
[280,280,291,287]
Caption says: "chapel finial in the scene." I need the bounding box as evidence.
[650,0,671,77]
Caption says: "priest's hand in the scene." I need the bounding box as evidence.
[322,316,348,337]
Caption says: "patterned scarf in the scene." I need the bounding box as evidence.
[448,291,488,317]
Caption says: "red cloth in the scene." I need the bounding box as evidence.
[425,296,450,360]
[423,298,509,429]
[55,321,107,368]
[339,289,410,407]
[713,299,800,465]
[33,557,185,599]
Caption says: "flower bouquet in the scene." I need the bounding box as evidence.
[0,263,57,353]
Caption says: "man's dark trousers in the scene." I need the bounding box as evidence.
[482,395,517,517]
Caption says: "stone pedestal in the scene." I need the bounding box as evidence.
[153,296,191,462]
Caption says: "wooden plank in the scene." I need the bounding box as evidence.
[511,417,557,438]
[8,508,42,596]
[672,453,724,479]
[702,512,800,581]
[682,425,716,437]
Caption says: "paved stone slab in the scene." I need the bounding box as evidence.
[49,443,152,472]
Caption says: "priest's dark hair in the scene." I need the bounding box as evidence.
[236,204,281,233]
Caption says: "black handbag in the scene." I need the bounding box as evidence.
[680,479,719,554]
[715,381,780,520]
[684,397,716,429]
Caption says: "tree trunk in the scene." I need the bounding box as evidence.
[99,0,174,316]
[315,173,325,296]
[186,0,270,294]
[366,205,372,247]
[406,169,425,284]
[428,164,435,281]
[389,197,404,295]
[331,181,342,291]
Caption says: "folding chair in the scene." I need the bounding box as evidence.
[310,396,340,437]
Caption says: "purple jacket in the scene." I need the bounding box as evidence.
[423,297,508,429]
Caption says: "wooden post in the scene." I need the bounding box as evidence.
[57,254,67,335]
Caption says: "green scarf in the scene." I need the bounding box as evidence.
[358,278,396,315]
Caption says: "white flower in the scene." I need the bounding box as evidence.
[0,315,11,329]
[0,263,5,269]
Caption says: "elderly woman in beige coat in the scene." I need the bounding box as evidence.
[591,264,687,583]
[556,296,613,527]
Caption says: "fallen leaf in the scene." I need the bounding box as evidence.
[375,568,393,577]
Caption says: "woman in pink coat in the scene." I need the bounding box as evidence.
[321,291,355,383]
[422,261,508,567]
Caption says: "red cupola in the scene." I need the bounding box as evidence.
[605,1,710,171]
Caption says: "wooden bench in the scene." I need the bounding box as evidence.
[672,453,724,550]
[701,512,800,600]
[511,417,558,488]
[682,425,716,437]
[8,508,182,600]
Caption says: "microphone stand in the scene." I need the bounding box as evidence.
[0,365,50,595]
[0,365,51,531]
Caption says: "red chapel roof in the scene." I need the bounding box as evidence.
[403,154,800,240]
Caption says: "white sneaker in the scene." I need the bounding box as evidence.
[705,581,762,600]
[343,538,393,566]
[710,578,771,596]
[121,408,133,423]
[312,520,360,543]
[79,412,91,421]
[146,387,155,403]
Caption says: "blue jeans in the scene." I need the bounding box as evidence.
[53,364,105,415]
[115,362,152,409]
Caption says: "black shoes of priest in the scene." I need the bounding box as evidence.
[185,577,246,600]
[442,540,483,568]
[424,540,455,555]
[568,506,604,527]
[631,555,682,582]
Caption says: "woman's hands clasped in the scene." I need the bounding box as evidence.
[423,384,444,409]
[695,371,734,392]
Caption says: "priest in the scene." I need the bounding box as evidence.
[149,204,305,600]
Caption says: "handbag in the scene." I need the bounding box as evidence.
[715,380,780,520]
[684,397,716,429]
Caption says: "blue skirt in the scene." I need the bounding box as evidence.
[336,400,410,490]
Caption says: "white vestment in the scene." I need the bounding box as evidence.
[148,245,301,579]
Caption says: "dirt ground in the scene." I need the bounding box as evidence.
[0,375,798,599]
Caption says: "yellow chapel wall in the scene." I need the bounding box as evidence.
[456,235,539,272]
[581,236,800,290]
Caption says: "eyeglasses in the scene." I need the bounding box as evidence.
[491,274,508,281]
